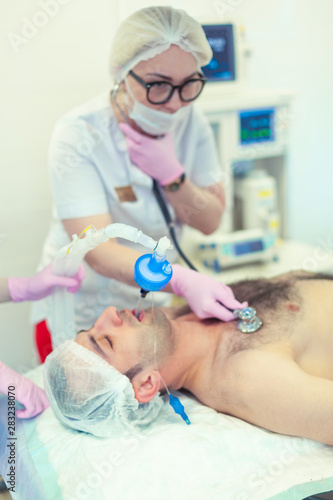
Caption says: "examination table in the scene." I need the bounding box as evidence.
[0,366,333,500]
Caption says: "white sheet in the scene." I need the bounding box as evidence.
[23,366,333,500]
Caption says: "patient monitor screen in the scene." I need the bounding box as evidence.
[201,24,236,81]
[239,108,275,145]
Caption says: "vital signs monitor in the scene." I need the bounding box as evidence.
[200,22,244,98]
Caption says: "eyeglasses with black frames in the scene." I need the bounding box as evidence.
[128,70,206,105]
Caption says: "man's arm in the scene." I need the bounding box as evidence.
[225,351,333,445]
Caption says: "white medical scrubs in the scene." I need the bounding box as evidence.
[31,91,221,336]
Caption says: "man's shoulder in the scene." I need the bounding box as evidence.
[225,347,294,378]
[221,348,294,394]
[217,349,295,408]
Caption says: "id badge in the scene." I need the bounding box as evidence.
[115,186,137,203]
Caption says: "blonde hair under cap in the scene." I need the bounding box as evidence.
[110,5,212,83]
[44,340,163,438]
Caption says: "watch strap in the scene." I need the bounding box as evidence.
[162,173,186,192]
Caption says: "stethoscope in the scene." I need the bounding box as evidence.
[112,84,262,334]
[153,180,262,334]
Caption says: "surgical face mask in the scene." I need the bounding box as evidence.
[124,79,191,135]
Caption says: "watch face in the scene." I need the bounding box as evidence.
[163,173,186,192]
[168,182,180,192]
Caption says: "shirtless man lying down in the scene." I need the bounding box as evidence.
[44,270,333,445]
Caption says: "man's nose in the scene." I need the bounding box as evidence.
[94,306,122,330]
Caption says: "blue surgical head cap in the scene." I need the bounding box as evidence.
[44,340,163,437]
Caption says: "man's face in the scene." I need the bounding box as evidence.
[75,307,172,374]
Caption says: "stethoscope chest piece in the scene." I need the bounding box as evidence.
[233,307,263,334]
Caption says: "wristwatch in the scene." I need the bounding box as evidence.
[162,173,186,192]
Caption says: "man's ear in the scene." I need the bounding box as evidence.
[132,369,160,403]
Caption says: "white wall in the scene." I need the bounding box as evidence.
[0,0,119,371]
[225,0,333,244]
[178,0,333,244]
[1,0,332,371]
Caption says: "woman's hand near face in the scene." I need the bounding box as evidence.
[119,123,225,234]
[119,123,184,185]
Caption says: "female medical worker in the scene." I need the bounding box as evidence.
[31,6,243,341]
[0,264,84,418]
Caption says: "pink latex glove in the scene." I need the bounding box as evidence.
[170,264,248,322]
[8,263,85,302]
[119,122,184,185]
[0,362,49,418]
